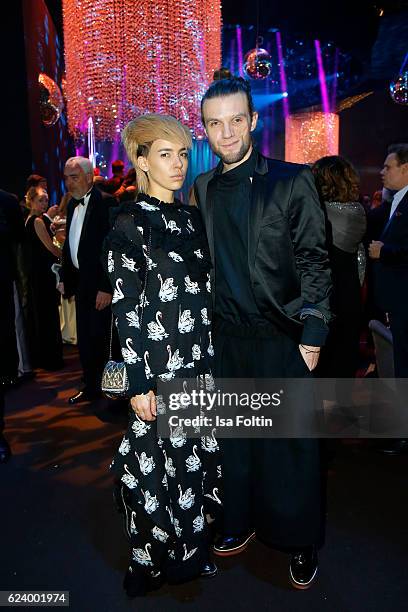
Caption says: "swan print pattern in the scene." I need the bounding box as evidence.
[106,195,219,578]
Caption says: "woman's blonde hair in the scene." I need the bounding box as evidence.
[25,186,47,211]
[122,114,192,193]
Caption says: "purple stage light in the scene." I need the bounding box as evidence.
[314,39,330,113]
[275,31,289,118]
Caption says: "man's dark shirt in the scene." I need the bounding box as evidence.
[211,149,267,326]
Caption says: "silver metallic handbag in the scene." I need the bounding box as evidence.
[101,333,130,399]
[101,227,151,399]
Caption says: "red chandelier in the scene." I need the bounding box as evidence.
[62,0,222,141]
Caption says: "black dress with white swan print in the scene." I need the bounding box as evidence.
[104,194,221,583]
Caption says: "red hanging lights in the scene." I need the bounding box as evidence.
[62,0,222,142]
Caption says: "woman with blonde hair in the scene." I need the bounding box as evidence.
[24,186,63,369]
[104,114,220,596]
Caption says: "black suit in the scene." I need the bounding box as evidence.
[373,190,408,376]
[194,152,332,549]
[61,186,116,394]
[195,153,331,342]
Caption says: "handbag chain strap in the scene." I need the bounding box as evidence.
[108,225,152,361]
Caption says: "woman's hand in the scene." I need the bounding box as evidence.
[130,390,157,421]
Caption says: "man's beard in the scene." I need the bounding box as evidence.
[213,138,252,165]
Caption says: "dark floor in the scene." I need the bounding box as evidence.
[1,345,408,612]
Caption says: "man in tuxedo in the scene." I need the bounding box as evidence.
[59,157,116,404]
[369,144,408,454]
[193,78,331,589]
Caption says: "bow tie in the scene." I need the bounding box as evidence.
[74,197,85,207]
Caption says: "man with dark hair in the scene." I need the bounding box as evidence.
[369,144,408,453]
[193,77,332,589]
[59,156,116,404]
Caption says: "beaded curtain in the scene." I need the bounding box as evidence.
[62,0,222,141]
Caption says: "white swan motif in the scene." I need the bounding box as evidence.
[192,344,201,361]
[201,308,211,326]
[144,351,154,379]
[131,414,151,438]
[118,437,130,456]
[206,273,211,293]
[184,275,200,294]
[183,543,198,561]
[192,505,205,533]
[165,507,183,538]
[136,225,144,235]
[186,218,195,233]
[201,428,218,453]
[121,338,141,364]
[152,526,169,543]
[142,244,157,270]
[158,274,178,302]
[158,371,175,381]
[166,505,173,523]
[204,487,222,505]
[162,214,181,234]
[107,250,114,272]
[147,311,169,341]
[142,489,159,514]
[155,395,166,415]
[130,511,138,535]
[194,248,203,259]
[170,424,187,448]
[178,308,195,333]
[139,291,149,307]
[125,306,140,329]
[136,451,155,475]
[204,373,215,391]
[185,445,201,472]
[166,345,184,371]
[178,484,195,510]
[112,278,124,303]
[162,472,168,490]
[121,254,137,271]
[121,464,138,489]
[139,200,160,211]
[163,450,176,477]
[207,331,214,357]
[168,549,176,559]
[173,517,182,537]
[168,251,184,262]
[132,543,153,566]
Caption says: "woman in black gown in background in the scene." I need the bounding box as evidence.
[24,186,63,370]
[312,156,367,377]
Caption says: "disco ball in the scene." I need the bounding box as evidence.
[389,71,408,106]
[243,48,272,80]
[38,73,64,126]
